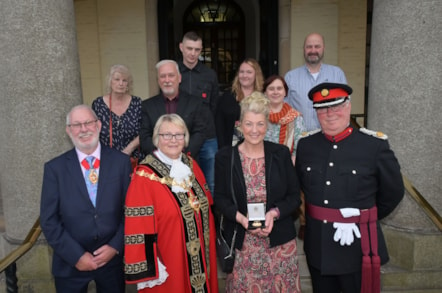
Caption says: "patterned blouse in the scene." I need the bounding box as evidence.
[225,150,301,292]
[92,96,144,159]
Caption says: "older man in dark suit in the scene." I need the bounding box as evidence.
[139,59,207,159]
[40,104,131,293]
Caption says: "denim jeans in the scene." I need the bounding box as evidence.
[198,138,218,195]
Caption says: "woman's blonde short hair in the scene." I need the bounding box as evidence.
[105,64,134,94]
[240,91,270,122]
[152,114,190,148]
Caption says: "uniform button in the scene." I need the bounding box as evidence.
[307,167,311,171]
[329,162,334,167]
[323,220,328,224]
[333,145,338,149]
[326,181,331,185]
[352,170,357,174]
[324,200,329,204]
[94,214,98,219]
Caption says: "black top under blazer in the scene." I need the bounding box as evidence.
[214,141,301,249]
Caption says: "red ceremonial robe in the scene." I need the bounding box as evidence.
[124,153,218,293]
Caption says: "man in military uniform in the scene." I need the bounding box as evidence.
[295,82,404,293]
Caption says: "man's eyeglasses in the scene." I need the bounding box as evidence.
[159,133,185,141]
[316,100,349,114]
[68,120,98,131]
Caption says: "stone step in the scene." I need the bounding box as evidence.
[297,236,313,292]
[382,289,442,293]
[381,263,442,292]
[295,261,442,293]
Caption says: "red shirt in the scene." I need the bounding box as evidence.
[164,95,179,114]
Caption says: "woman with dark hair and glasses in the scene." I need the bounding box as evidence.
[124,114,218,293]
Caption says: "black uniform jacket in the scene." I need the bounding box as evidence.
[139,91,207,157]
[295,127,404,275]
[214,141,301,249]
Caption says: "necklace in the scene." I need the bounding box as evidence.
[247,157,264,176]
[135,169,200,212]
[135,169,194,192]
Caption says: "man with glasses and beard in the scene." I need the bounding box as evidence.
[40,104,132,292]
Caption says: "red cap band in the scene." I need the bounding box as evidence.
[311,88,349,104]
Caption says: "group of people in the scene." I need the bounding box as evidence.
[39,31,405,293]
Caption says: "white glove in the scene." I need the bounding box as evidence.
[333,222,361,246]
[333,208,361,246]
[339,208,360,218]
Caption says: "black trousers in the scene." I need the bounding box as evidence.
[309,265,362,293]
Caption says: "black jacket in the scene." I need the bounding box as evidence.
[296,127,404,274]
[139,92,207,157]
[215,90,240,148]
[178,61,219,139]
[214,141,301,249]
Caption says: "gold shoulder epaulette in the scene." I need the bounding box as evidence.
[359,128,388,140]
[300,129,321,138]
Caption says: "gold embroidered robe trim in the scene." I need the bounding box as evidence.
[138,154,211,293]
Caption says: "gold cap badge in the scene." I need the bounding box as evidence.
[321,89,329,97]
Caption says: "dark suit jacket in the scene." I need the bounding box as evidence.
[139,92,207,157]
[214,141,301,249]
[40,145,132,277]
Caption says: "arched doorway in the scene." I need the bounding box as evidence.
[182,0,244,89]
[157,0,279,89]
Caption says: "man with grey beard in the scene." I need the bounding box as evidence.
[139,59,207,160]
[40,104,132,292]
